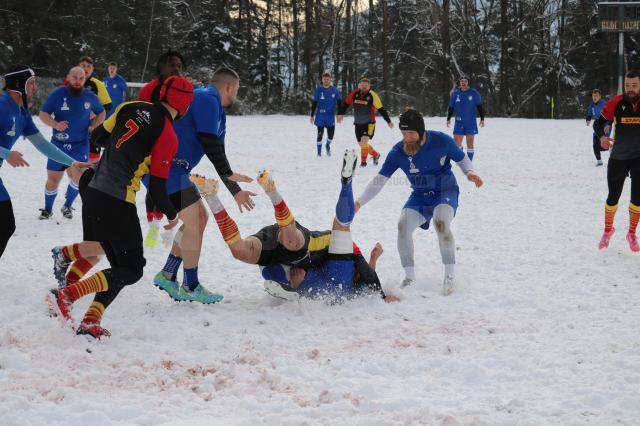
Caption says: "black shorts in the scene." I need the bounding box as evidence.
[89,139,102,155]
[81,186,142,243]
[252,222,332,267]
[355,123,376,142]
[169,186,201,212]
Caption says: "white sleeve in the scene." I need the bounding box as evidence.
[357,174,389,207]
[455,155,474,175]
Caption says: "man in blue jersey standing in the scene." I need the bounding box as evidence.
[103,62,128,118]
[0,65,89,258]
[39,66,105,219]
[446,77,485,161]
[152,67,256,304]
[585,89,607,166]
[310,72,341,157]
[356,109,483,295]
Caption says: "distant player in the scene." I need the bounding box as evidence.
[103,62,128,117]
[0,65,88,258]
[47,76,194,338]
[38,66,105,219]
[192,150,399,303]
[310,72,341,157]
[337,77,393,167]
[446,77,485,161]
[585,89,607,166]
[139,50,186,246]
[356,109,483,294]
[594,70,640,252]
[78,56,112,162]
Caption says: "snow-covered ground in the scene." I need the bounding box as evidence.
[1,116,639,425]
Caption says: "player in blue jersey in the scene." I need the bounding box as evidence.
[103,62,128,118]
[585,89,607,166]
[310,72,342,157]
[446,77,485,161]
[152,67,256,304]
[38,66,105,219]
[0,65,89,258]
[357,109,483,295]
[192,150,400,303]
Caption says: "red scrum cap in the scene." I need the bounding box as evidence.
[159,76,194,118]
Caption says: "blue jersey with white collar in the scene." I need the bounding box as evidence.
[40,86,103,144]
[0,92,39,154]
[313,86,341,115]
[172,86,226,171]
[103,74,128,113]
[448,88,482,123]
[379,131,464,195]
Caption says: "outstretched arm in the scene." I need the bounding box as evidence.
[455,154,483,187]
[355,174,390,212]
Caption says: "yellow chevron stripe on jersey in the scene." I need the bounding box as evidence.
[308,233,332,252]
[126,155,151,204]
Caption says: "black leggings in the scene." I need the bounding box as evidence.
[0,200,16,259]
[593,135,607,161]
[317,126,335,142]
[606,157,640,206]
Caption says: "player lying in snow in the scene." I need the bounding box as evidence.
[187,149,400,303]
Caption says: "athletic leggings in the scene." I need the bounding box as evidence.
[0,200,16,259]
[593,135,607,161]
[606,157,640,206]
[317,126,335,142]
[397,205,455,268]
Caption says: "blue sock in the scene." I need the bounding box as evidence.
[64,182,79,208]
[467,149,475,161]
[44,189,57,212]
[162,254,182,282]
[335,181,355,226]
[316,142,322,156]
[183,267,199,291]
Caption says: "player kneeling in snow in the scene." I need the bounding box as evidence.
[356,109,483,295]
[192,149,399,303]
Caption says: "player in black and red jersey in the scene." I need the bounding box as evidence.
[47,76,194,338]
[594,70,640,252]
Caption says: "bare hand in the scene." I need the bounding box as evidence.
[7,151,29,167]
[446,120,451,128]
[384,293,401,303]
[235,190,257,212]
[309,116,314,124]
[467,172,483,188]
[600,136,614,150]
[604,125,611,134]
[164,217,179,230]
[371,242,384,260]
[479,120,485,128]
[387,121,394,129]
[354,201,361,213]
[55,121,69,132]
[290,266,306,289]
[337,115,344,124]
[228,173,253,183]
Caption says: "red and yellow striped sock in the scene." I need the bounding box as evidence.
[604,203,618,232]
[368,144,378,158]
[81,301,105,326]
[629,203,640,234]
[66,257,94,284]
[213,209,241,245]
[360,146,368,163]
[61,244,81,262]
[274,200,294,228]
[65,271,109,302]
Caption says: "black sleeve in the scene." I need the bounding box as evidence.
[221,175,241,196]
[198,132,233,178]
[477,105,485,121]
[149,175,177,220]
[377,107,391,123]
[593,115,609,138]
[338,101,350,115]
[353,254,385,299]
[102,103,112,112]
[89,124,110,148]
[310,100,318,116]
[447,106,455,121]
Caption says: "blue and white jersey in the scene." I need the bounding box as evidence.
[103,74,128,114]
[40,86,103,144]
[0,92,39,155]
[379,131,464,195]
[448,88,482,123]
[587,99,606,136]
[313,86,341,116]
[172,86,226,171]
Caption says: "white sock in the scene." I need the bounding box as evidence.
[445,264,455,278]
[265,189,283,205]
[205,194,224,214]
[404,266,415,280]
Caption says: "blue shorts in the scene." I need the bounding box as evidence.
[262,259,355,299]
[0,178,10,202]
[404,188,459,230]
[46,141,89,171]
[453,120,478,136]
[315,114,336,128]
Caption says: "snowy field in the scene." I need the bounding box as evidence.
[1,115,639,425]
